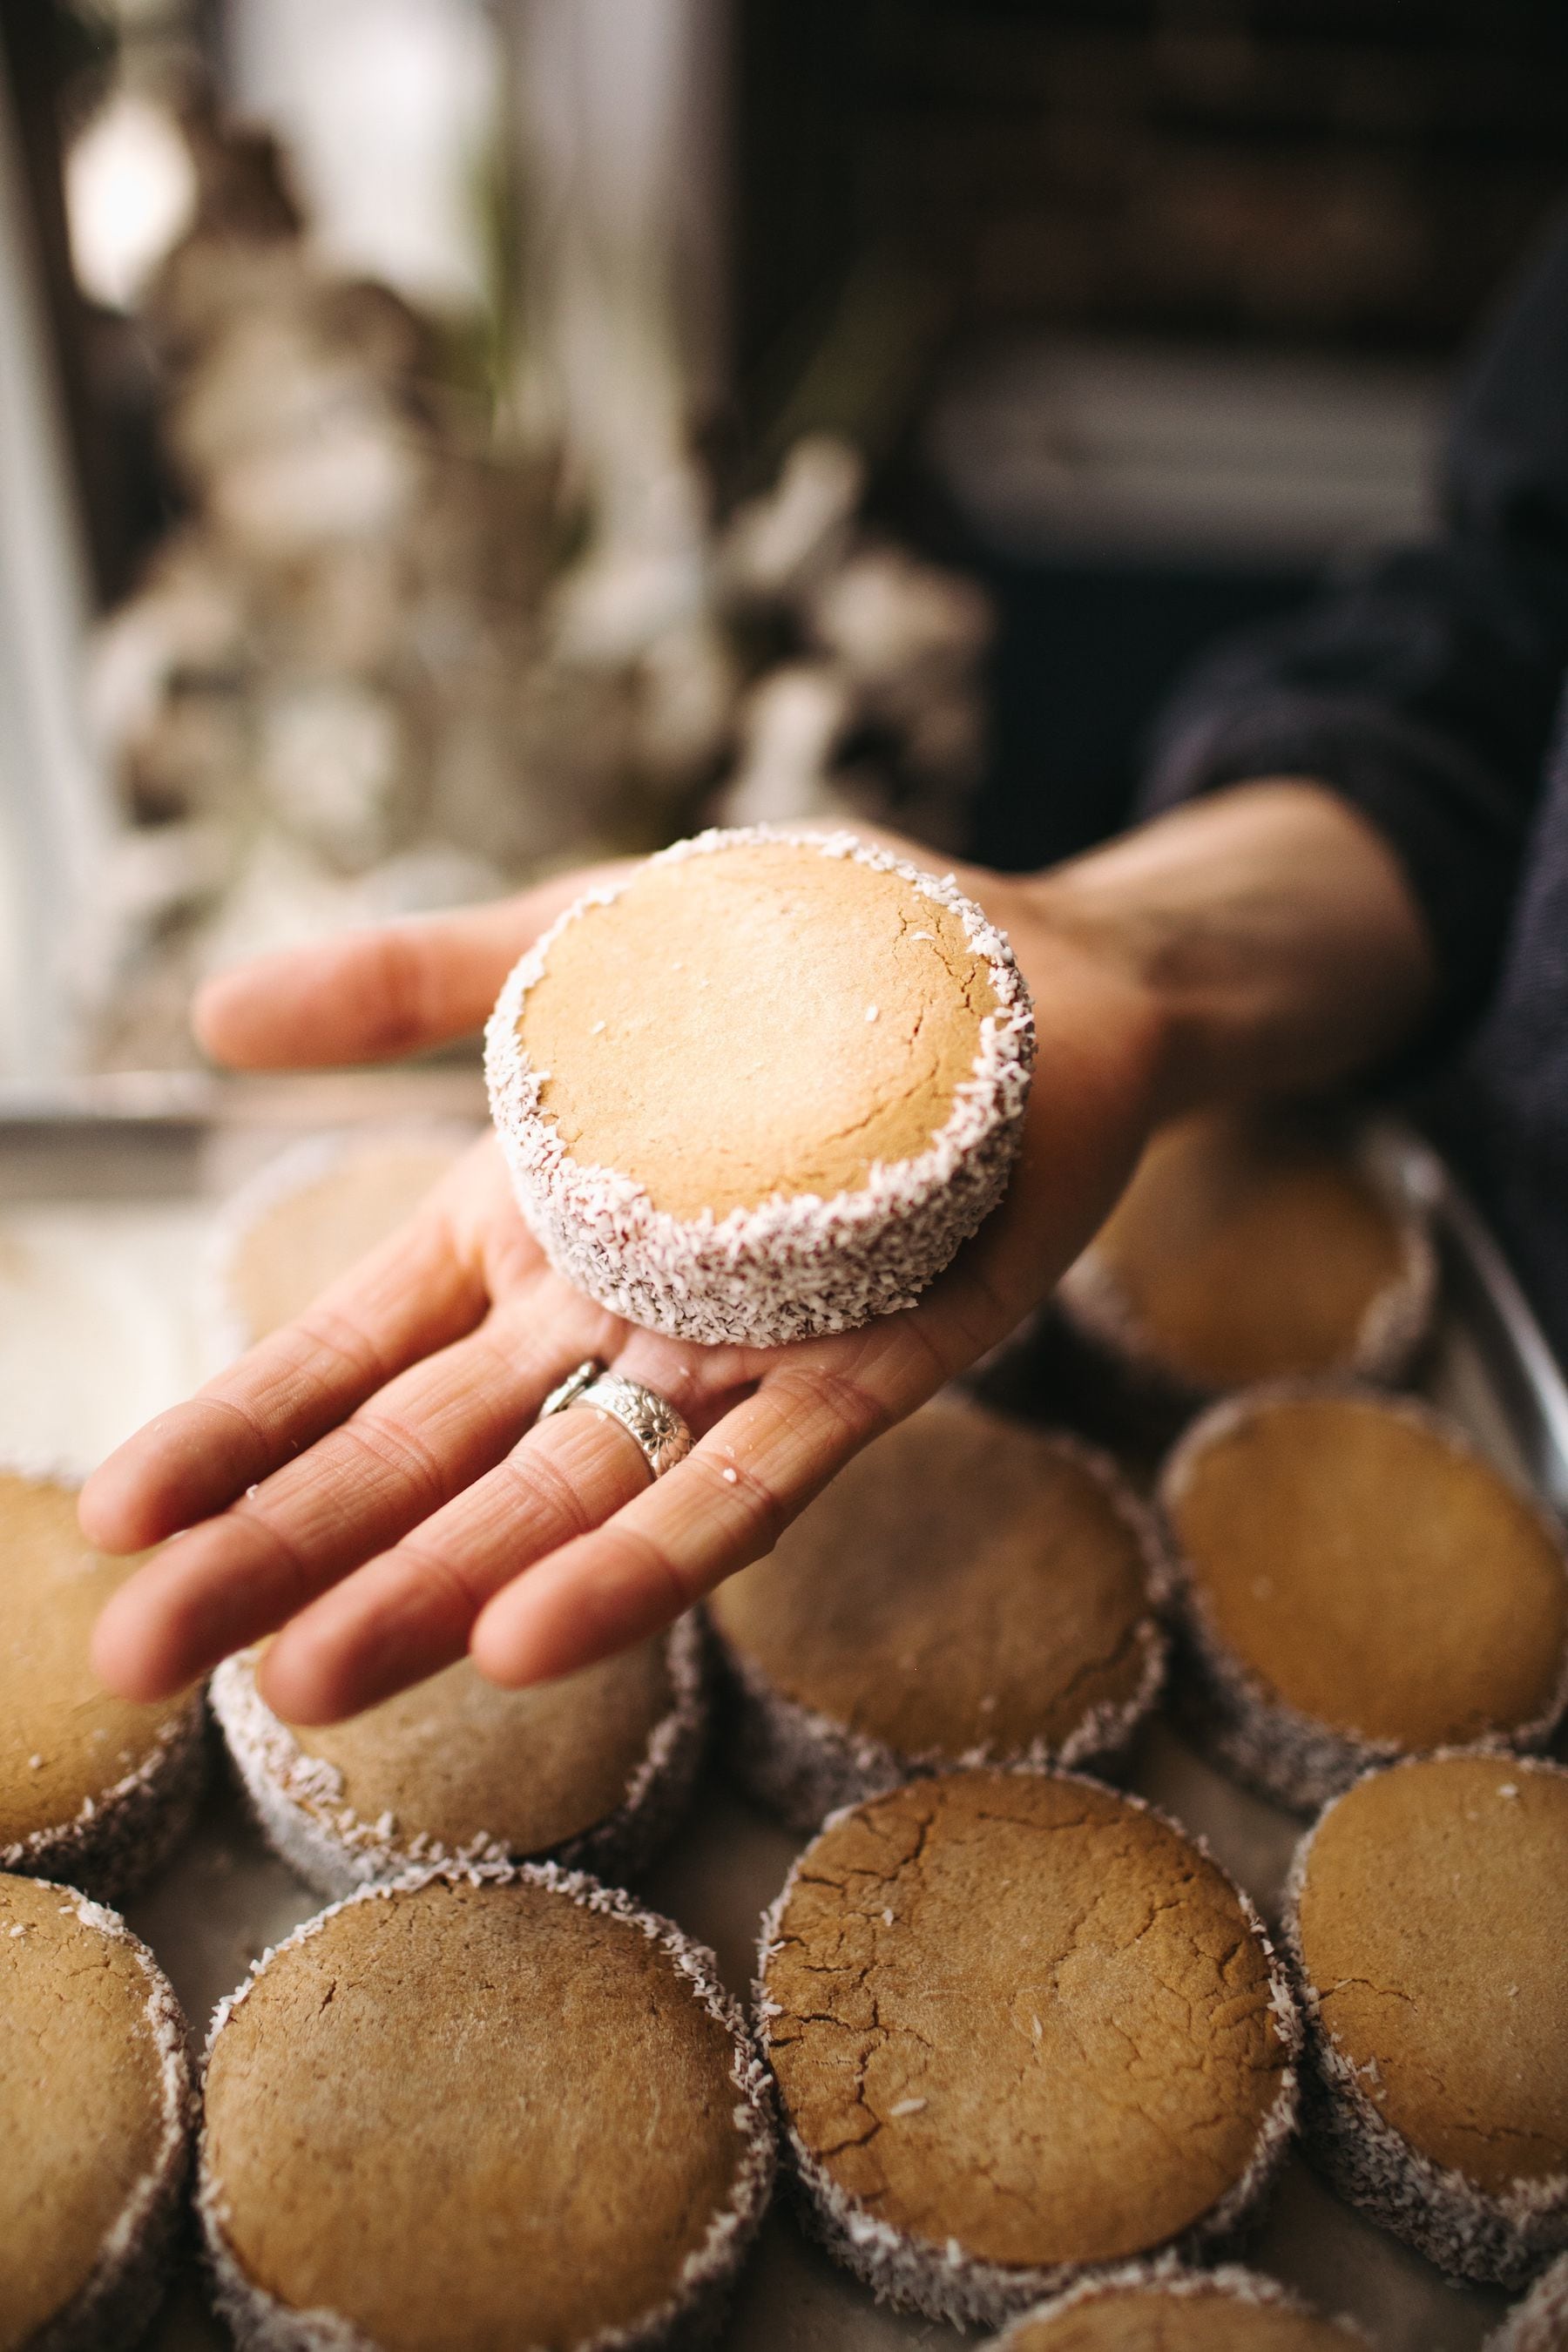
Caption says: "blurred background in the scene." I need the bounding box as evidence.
[3,0,1565,1083]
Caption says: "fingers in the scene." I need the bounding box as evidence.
[256,1404,652,1723]
[80,1194,488,1558]
[470,1342,913,1689]
[90,1278,605,1704]
[193,863,631,1070]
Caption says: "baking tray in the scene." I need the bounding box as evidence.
[1,1084,1560,2351]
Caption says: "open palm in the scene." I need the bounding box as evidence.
[86,840,1168,1726]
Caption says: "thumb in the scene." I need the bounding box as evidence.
[194,863,631,1069]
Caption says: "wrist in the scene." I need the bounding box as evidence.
[1011,780,1437,1118]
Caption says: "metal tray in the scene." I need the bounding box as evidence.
[0,1085,1560,2351]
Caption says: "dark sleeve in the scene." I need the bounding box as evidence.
[1141,204,1568,1050]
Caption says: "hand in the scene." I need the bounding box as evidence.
[85,835,1170,1725]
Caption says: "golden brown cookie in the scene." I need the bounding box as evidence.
[1057,1112,1433,1425]
[212,1612,706,1895]
[1285,1753,1568,2287]
[199,1865,775,2352]
[758,1770,1299,2325]
[708,1399,1166,1827]
[212,1125,473,1355]
[1159,1387,1568,1809]
[0,1468,205,1902]
[987,2263,1370,2351]
[485,828,1033,1344]
[0,1873,193,2352]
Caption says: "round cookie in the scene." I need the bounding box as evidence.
[1487,2253,1568,2352]
[757,1769,1300,2326]
[212,1612,707,1896]
[1,1467,206,1902]
[199,1864,775,2352]
[1,1872,194,2352]
[211,1125,474,1355]
[484,826,1034,1346]
[1057,1112,1433,1427]
[707,1399,1166,1828]
[987,2263,1370,2351]
[1159,1387,1568,1811]
[1284,1752,1568,2288]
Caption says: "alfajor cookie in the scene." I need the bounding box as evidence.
[758,1769,1299,2326]
[1,1872,194,2352]
[707,1399,1166,1828]
[985,2262,1370,2351]
[485,827,1033,1345]
[199,1864,775,2351]
[1,1468,206,1902]
[212,1612,706,1896]
[1058,1112,1433,1426]
[1159,1387,1568,1810]
[211,1125,473,1355]
[1285,1752,1568,2288]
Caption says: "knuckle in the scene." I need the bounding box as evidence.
[772,1362,891,1453]
[501,1439,601,1551]
[605,1523,698,1618]
[335,1412,449,1520]
[395,1536,490,1624]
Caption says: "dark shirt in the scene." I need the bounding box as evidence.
[1141,207,1568,1363]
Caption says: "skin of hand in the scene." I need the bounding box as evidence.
[84,782,1434,1727]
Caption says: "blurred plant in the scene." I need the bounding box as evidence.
[84,109,992,1070]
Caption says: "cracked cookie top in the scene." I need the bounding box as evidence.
[761,1771,1293,2270]
[515,835,1000,1218]
[1164,1391,1568,1750]
[0,1470,188,1858]
[710,1401,1160,1762]
[1076,1111,1417,1390]
[1294,1754,1568,2195]
[201,1872,765,2352]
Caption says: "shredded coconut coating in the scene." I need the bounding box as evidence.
[706,1432,1170,1832]
[986,2259,1374,2348]
[754,1771,1301,2327]
[1282,1752,1568,2290]
[484,828,1035,1346]
[20,1880,196,2352]
[0,1452,209,1905]
[198,1860,776,2352]
[211,1612,708,1896]
[1159,1386,1568,1815]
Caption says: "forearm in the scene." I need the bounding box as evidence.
[1018,779,1439,1122]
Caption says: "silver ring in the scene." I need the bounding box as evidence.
[538,1358,693,1481]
